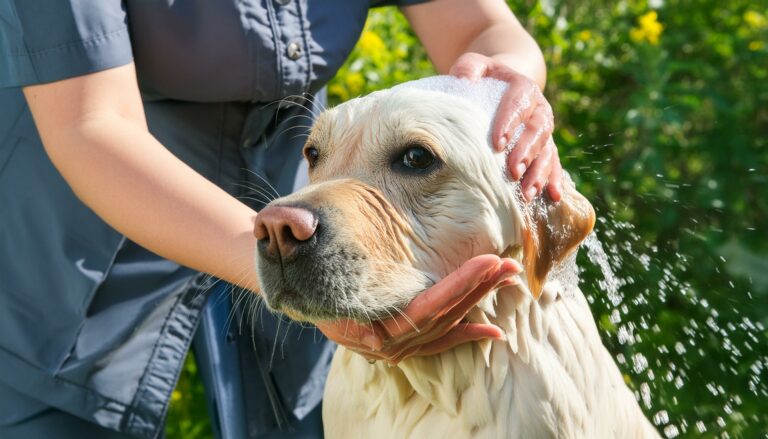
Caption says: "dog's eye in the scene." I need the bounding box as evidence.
[399,146,435,170]
[304,145,319,168]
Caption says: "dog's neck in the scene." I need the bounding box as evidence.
[339,277,559,432]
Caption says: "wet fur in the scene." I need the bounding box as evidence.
[255,79,659,438]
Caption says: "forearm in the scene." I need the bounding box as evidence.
[461,21,547,90]
[25,97,260,291]
[403,0,547,89]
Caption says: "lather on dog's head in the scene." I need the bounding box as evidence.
[255,77,595,323]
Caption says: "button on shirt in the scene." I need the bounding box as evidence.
[0,0,429,437]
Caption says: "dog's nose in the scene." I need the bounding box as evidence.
[254,205,318,259]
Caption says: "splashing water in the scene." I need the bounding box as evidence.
[577,214,768,438]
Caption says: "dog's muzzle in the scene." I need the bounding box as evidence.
[254,203,368,321]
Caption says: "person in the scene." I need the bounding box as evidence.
[0,0,562,437]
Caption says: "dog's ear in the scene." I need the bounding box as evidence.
[521,184,595,298]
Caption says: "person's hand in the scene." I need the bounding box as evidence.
[316,255,521,365]
[449,52,563,203]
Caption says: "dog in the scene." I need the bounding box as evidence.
[254,76,659,438]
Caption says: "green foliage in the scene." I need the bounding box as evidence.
[168,2,767,437]
[327,7,434,104]
[166,354,212,438]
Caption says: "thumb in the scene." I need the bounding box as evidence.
[448,53,490,81]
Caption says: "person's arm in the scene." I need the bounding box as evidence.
[403,0,562,202]
[23,63,260,291]
[402,0,545,87]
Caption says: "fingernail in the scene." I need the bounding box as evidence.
[362,334,379,351]
[482,267,499,283]
[498,276,520,287]
[524,186,537,201]
[497,135,508,151]
[515,163,526,180]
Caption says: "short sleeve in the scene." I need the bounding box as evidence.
[0,0,133,88]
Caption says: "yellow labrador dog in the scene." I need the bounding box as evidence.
[254,77,658,438]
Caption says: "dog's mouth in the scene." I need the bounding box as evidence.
[256,222,369,322]
[256,233,435,323]
[256,221,427,323]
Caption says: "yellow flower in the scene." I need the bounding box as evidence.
[171,390,182,402]
[577,30,592,42]
[629,27,646,44]
[358,31,385,56]
[744,10,767,29]
[344,72,365,95]
[328,83,349,102]
[630,11,664,46]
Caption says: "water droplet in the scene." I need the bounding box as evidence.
[653,410,669,426]
[663,424,680,438]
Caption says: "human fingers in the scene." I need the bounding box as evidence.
[379,254,503,339]
[506,101,554,182]
[421,261,520,336]
[315,319,385,351]
[448,52,491,81]
[379,322,507,365]
[520,138,556,202]
[381,257,520,341]
[382,259,520,352]
[493,82,541,152]
[545,147,564,202]
[410,323,505,357]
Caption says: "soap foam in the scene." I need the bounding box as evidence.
[392,75,508,120]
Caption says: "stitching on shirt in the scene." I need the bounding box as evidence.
[264,0,284,99]
[9,27,129,59]
[234,0,258,102]
[295,0,312,95]
[6,0,40,81]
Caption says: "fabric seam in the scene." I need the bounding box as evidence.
[8,27,129,58]
[124,287,188,433]
[0,344,130,408]
[295,0,312,95]
[124,275,207,438]
[54,235,128,374]
[0,105,26,175]
[264,0,283,99]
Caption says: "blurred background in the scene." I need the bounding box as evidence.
[167,1,767,437]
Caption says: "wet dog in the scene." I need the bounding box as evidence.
[254,77,658,438]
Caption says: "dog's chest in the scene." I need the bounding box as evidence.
[322,282,657,439]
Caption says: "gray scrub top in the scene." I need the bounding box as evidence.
[0,0,428,437]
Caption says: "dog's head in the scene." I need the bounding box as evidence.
[254,77,595,322]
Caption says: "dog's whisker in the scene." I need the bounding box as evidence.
[289,133,311,142]
[269,316,283,369]
[274,125,313,139]
[234,182,278,203]
[380,307,401,332]
[237,195,274,206]
[279,318,292,360]
[392,306,419,332]
[241,168,281,199]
